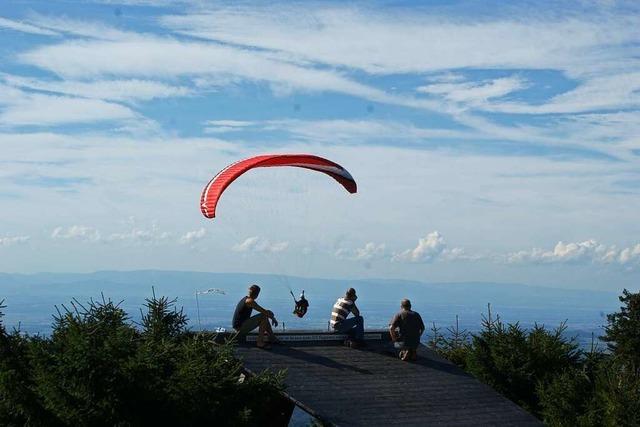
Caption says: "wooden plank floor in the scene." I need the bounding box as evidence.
[236,338,542,427]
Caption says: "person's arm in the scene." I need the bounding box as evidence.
[389,314,400,341]
[246,298,274,319]
[350,302,360,317]
[417,313,425,336]
[389,325,399,342]
[247,298,278,326]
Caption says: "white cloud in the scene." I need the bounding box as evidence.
[19,38,377,92]
[507,240,640,266]
[107,227,171,244]
[0,16,58,36]
[259,119,473,144]
[51,225,101,242]
[204,120,254,127]
[78,0,189,7]
[160,7,639,77]
[550,111,640,152]
[203,119,256,134]
[392,232,473,263]
[417,76,528,106]
[158,5,640,121]
[24,14,139,41]
[355,242,386,260]
[2,74,192,103]
[232,236,289,253]
[1,96,135,126]
[488,72,640,114]
[15,6,640,139]
[442,247,477,262]
[16,35,444,114]
[335,242,386,261]
[393,231,448,263]
[0,123,638,283]
[0,235,30,246]
[179,228,207,245]
[232,116,610,156]
[0,85,137,126]
[618,244,640,265]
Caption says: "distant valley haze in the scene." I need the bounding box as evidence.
[0,270,621,349]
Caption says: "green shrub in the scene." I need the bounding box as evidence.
[0,300,53,426]
[427,316,471,369]
[0,294,284,427]
[538,367,598,427]
[593,358,640,427]
[602,289,640,374]
[29,298,138,426]
[593,289,640,426]
[464,315,581,416]
[430,291,640,426]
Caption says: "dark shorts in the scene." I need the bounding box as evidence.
[234,313,264,336]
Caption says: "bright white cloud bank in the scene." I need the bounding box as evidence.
[508,240,640,267]
[393,231,468,263]
[394,231,447,262]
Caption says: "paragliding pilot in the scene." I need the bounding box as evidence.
[291,290,309,318]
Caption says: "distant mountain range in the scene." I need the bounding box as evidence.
[0,269,620,308]
[0,270,622,342]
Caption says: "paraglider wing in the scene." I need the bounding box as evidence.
[200,154,357,218]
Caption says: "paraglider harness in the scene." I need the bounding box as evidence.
[290,290,309,318]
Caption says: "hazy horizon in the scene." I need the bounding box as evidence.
[0,267,632,293]
[0,270,622,350]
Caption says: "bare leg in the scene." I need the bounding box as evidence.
[257,314,267,347]
[264,318,276,341]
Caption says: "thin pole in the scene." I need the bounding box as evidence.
[195,291,201,331]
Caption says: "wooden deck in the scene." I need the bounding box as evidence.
[235,331,542,426]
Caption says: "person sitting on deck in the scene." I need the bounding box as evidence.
[232,284,280,349]
[330,288,364,346]
[389,299,425,361]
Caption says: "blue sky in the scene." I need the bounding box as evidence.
[1,0,640,290]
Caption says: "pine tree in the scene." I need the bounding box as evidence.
[602,288,640,374]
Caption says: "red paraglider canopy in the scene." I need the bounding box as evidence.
[200,154,357,219]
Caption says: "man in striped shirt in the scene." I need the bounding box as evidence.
[330,288,364,343]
